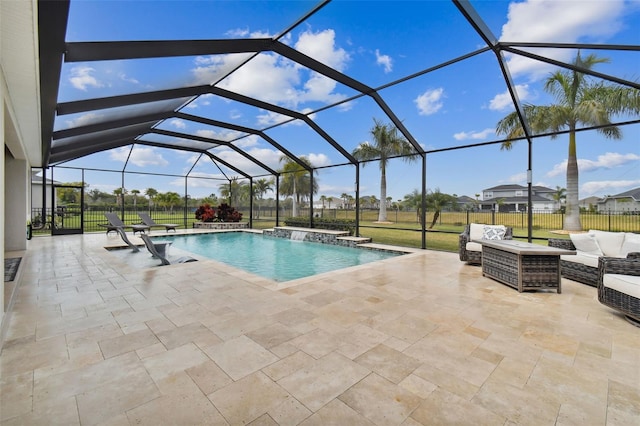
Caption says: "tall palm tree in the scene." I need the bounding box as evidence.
[352,119,418,222]
[340,192,350,209]
[279,155,317,217]
[253,178,273,218]
[219,177,248,208]
[496,53,640,231]
[145,188,158,213]
[130,189,140,210]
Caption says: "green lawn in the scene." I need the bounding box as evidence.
[35,208,638,254]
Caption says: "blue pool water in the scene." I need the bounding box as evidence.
[154,232,402,282]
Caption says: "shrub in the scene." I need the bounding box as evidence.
[195,204,216,222]
[216,203,243,222]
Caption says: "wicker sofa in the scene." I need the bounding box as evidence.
[597,255,640,326]
[549,230,640,287]
[459,223,513,265]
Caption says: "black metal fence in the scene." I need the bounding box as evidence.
[30,206,639,235]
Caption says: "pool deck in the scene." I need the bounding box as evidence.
[1,230,639,425]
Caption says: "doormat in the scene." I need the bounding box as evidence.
[4,257,22,282]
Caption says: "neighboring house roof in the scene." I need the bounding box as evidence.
[457,195,476,203]
[599,187,640,201]
[579,196,601,205]
[480,195,555,204]
[531,185,555,193]
[483,184,526,191]
[482,184,554,193]
[31,175,59,185]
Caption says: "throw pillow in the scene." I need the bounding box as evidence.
[570,233,603,256]
[621,233,640,257]
[482,225,507,240]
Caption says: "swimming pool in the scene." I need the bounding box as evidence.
[154,232,402,282]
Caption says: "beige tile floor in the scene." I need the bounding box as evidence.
[1,231,639,425]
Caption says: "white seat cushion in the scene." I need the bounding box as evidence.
[561,252,600,268]
[466,241,483,252]
[603,274,640,298]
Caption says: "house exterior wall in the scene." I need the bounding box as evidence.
[598,198,640,212]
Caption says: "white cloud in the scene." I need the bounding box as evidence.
[64,112,102,128]
[488,84,531,111]
[110,147,169,167]
[208,146,283,175]
[224,28,273,38]
[546,152,640,177]
[501,172,528,184]
[69,66,103,91]
[500,0,626,80]
[193,29,350,108]
[295,29,349,71]
[308,153,331,168]
[414,88,444,116]
[582,180,640,196]
[168,119,186,129]
[375,49,393,73]
[118,72,139,85]
[196,129,243,143]
[453,128,494,141]
[257,110,298,126]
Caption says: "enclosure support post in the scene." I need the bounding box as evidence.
[421,154,427,250]
[355,165,360,237]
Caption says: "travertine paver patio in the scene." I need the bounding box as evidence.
[1,231,639,425]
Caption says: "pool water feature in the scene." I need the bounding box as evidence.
[154,232,402,282]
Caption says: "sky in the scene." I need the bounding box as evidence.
[51,0,640,204]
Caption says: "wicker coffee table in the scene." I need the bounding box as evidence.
[480,240,575,293]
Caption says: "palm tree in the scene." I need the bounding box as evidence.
[340,193,350,209]
[425,188,456,229]
[145,188,158,213]
[113,188,126,208]
[553,186,567,212]
[496,53,640,231]
[279,155,317,217]
[130,189,140,210]
[253,178,273,218]
[352,119,418,222]
[403,189,423,224]
[219,177,248,208]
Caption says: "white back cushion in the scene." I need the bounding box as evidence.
[570,233,603,256]
[621,233,640,257]
[589,230,626,257]
[469,223,485,241]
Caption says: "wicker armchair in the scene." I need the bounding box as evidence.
[459,224,513,265]
[597,254,640,326]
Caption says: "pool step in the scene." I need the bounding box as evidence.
[337,236,372,246]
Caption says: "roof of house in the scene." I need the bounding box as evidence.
[482,184,554,193]
[480,195,555,204]
[598,187,640,202]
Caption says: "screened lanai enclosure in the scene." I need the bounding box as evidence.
[36,0,639,247]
